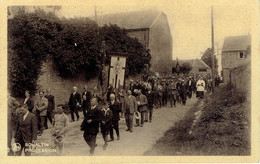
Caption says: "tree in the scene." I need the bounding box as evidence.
[52,17,101,79]
[8,11,151,97]
[8,10,60,97]
[180,62,192,74]
[99,24,151,76]
[201,48,217,68]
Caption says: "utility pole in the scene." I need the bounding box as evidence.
[94,6,98,23]
[211,6,215,92]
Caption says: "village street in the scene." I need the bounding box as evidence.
[35,96,198,156]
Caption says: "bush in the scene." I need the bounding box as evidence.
[99,24,151,76]
[8,10,60,97]
[8,11,151,97]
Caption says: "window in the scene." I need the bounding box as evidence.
[199,68,207,72]
[239,52,245,59]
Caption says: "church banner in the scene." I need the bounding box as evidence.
[108,55,127,89]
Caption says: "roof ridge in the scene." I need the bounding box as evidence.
[199,59,211,68]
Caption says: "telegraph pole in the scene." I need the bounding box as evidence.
[94,6,97,23]
[211,6,215,92]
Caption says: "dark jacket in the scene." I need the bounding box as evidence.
[45,94,55,111]
[180,84,187,98]
[69,92,81,109]
[80,105,101,134]
[82,91,92,103]
[8,97,20,148]
[24,97,34,112]
[15,112,38,143]
[109,100,122,121]
[100,108,113,133]
[146,91,155,108]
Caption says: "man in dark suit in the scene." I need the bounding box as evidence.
[108,94,122,141]
[23,90,34,113]
[80,98,101,155]
[146,87,155,122]
[180,81,187,105]
[123,90,137,132]
[82,86,92,117]
[69,86,81,122]
[45,88,55,129]
[14,106,38,156]
[8,92,20,156]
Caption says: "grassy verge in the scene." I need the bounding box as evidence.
[144,84,250,155]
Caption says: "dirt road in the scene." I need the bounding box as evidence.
[35,96,198,156]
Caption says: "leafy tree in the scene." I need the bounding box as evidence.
[8,10,60,97]
[201,48,217,68]
[180,62,192,74]
[99,24,151,76]
[52,17,101,79]
[8,11,151,97]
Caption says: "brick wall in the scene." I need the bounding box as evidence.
[230,62,250,98]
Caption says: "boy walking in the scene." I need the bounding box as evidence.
[100,104,113,150]
[51,106,69,155]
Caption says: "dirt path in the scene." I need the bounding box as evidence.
[35,96,198,156]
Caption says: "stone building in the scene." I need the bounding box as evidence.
[221,35,251,83]
[95,10,173,73]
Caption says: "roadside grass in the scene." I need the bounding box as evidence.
[144,84,250,155]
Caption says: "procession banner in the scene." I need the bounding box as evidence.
[108,55,127,89]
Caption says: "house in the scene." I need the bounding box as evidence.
[221,35,251,83]
[171,59,211,75]
[94,9,173,73]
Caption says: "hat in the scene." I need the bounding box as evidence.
[134,111,140,119]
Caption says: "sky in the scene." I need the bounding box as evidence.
[58,0,253,60]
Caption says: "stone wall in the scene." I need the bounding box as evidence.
[230,62,251,98]
[36,58,140,106]
[37,59,100,106]
[127,30,149,49]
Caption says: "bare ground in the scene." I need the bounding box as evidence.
[34,96,198,156]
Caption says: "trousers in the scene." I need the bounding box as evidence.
[125,113,133,130]
[136,111,146,125]
[110,120,119,139]
[45,111,53,129]
[83,132,97,154]
[15,138,31,156]
[70,107,79,121]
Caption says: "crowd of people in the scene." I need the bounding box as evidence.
[7,73,221,156]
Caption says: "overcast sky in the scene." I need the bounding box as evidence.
[59,0,252,60]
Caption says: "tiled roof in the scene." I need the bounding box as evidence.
[222,35,251,52]
[172,59,210,69]
[94,9,161,29]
